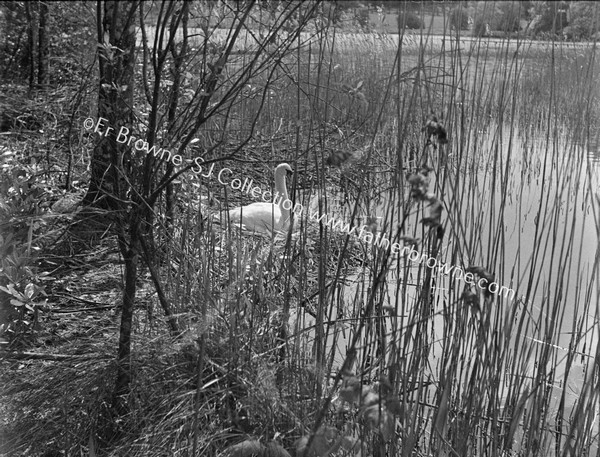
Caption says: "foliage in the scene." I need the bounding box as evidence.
[494,0,523,32]
[449,6,471,31]
[472,17,491,37]
[562,1,600,40]
[0,155,49,344]
[529,0,569,36]
[354,7,371,31]
[0,1,95,84]
[397,10,424,30]
[472,1,523,36]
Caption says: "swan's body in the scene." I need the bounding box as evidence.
[218,163,293,235]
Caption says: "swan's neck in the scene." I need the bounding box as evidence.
[274,169,290,222]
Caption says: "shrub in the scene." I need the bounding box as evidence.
[563,2,600,40]
[495,1,522,32]
[0,156,50,345]
[397,11,423,30]
[529,1,569,36]
[472,18,491,37]
[353,7,370,31]
[450,7,471,31]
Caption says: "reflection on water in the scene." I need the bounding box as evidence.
[292,121,599,454]
[280,31,600,455]
[586,130,600,163]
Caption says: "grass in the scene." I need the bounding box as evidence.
[1,13,600,457]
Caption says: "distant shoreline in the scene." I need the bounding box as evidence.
[138,26,598,54]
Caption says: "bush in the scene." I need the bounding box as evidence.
[470,1,523,38]
[354,7,370,31]
[563,2,600,40]
[497,2,522,32]
[472,18,491,37]
[450,7,471,31]
[397,11,424,30]
[529,1,569,36]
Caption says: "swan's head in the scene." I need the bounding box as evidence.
[275,163,293,176]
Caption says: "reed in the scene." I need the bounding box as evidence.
[2,6,599,457]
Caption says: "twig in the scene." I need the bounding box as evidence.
[0,351,90,361]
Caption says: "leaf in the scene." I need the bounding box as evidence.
[340,375,362,403]
[361,389,379,407]
[434,382,450,439]
[25,283,36,300]
[362,404,395,440]
[0,284,24,301]
[507,387,529,446]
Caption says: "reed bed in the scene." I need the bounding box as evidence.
[3,16,599,457]
[124,28,599,456]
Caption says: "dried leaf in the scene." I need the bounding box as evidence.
[461,288,480,313]
[340,375,362,403]
[362,404,395,440]
[325,150,353,167]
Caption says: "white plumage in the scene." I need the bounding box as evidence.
[217,163,293,235]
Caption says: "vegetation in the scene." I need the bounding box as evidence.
[449,6,471,31]
[1,1,599,457]
[397,10,423,30]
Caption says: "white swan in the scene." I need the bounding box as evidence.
[217,163,293,235]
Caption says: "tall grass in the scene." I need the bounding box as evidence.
[3,10,600,457]
[132,27,598,456]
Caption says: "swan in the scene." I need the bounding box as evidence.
[217,163,294,235]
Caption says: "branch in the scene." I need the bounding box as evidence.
[0,351,96,361]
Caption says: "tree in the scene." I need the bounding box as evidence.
[562,2,600,40]
[529,1,569,36]
[85,1,139,420]
[83,1,137,211]
[397,10,424,30]
[37,1,48,86]
[23,2,37,87]
[471,1,524,36]
[0,2,94,85]
[449,6,471,31]
[495,1,522,32]
[82,0,324,439]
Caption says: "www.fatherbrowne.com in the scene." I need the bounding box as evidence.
[304,207,515,299]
